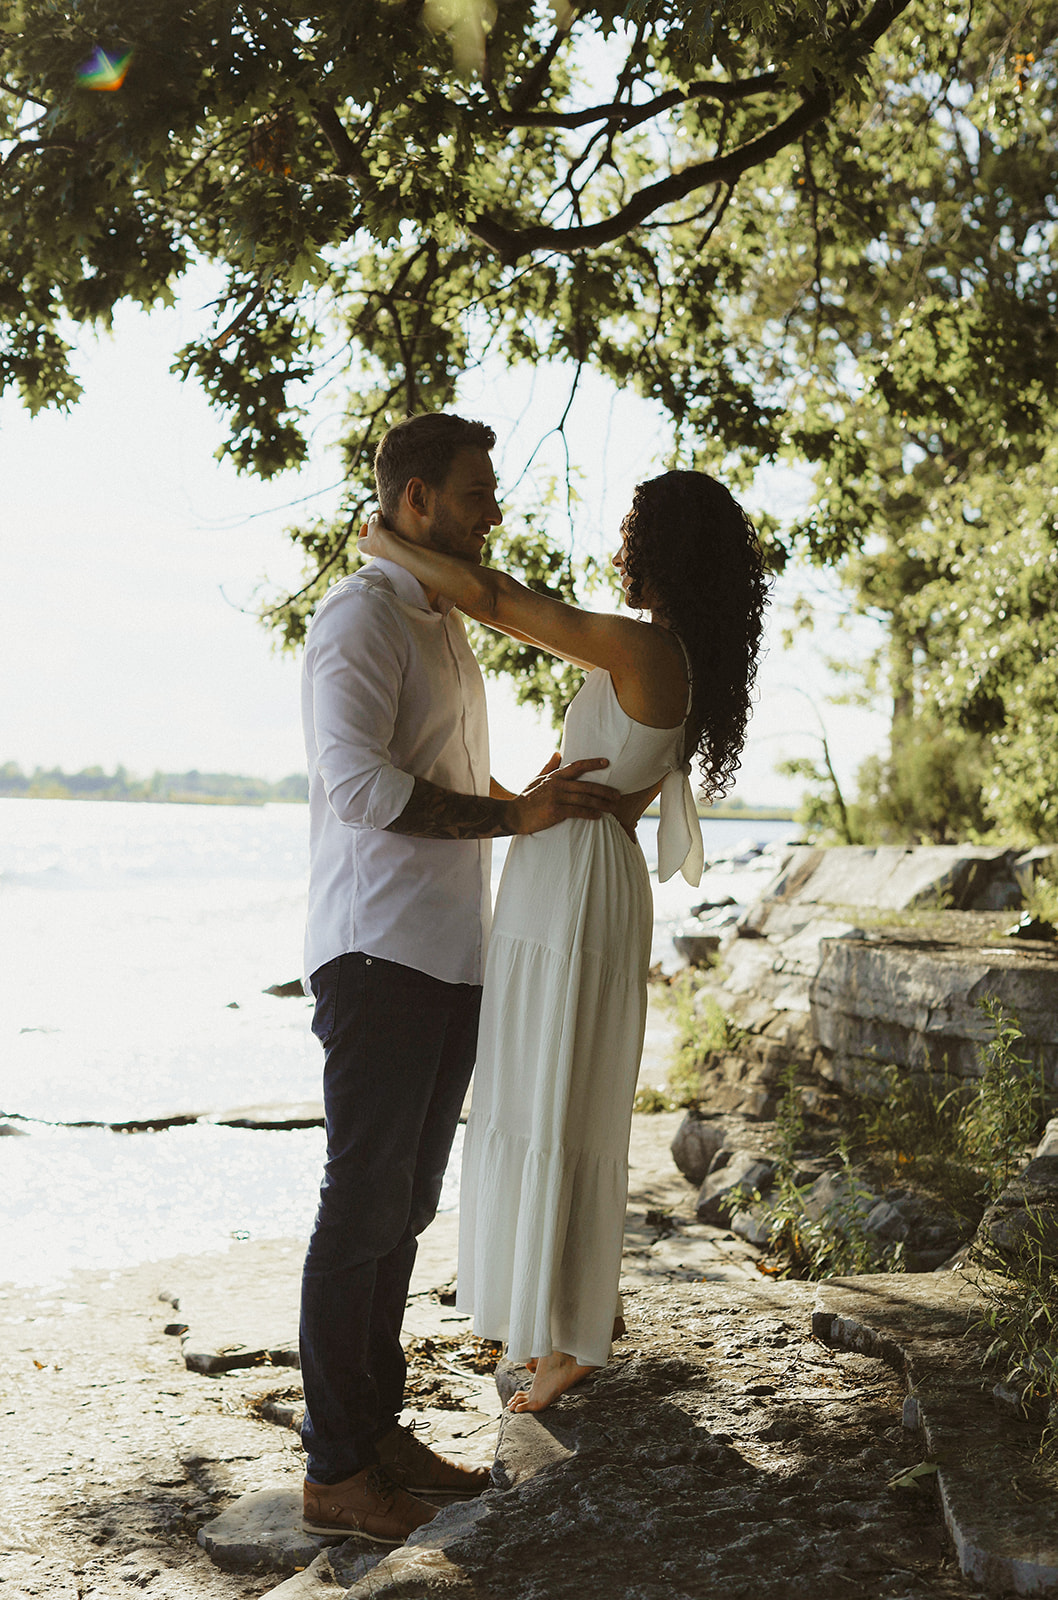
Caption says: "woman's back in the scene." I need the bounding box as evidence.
[560,668,686,794]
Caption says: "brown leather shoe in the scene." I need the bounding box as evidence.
[302,1465,438,1542]
[375,1424,491,1494]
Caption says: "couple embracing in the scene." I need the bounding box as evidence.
[298,413,767,1544]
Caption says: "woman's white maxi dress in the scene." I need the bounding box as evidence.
[457,665,704,1368]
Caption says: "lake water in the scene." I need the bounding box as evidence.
[0,799,797,1287]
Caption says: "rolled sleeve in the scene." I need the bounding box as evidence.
[307,589,417,830]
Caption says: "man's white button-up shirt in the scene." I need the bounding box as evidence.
[301,557,492,987]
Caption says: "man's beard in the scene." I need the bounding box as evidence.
[427,503,479,560]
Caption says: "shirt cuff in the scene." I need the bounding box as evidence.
[360,763,417,830]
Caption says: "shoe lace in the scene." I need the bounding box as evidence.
[365,1465,398,1503]
[395,1426,433,1465]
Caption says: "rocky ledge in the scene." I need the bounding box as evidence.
[666,842,1058,1276]
[251,1272,1057,1600]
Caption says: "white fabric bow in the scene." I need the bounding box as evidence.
[656,764,705,886]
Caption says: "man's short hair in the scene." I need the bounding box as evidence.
[374,414,497,521]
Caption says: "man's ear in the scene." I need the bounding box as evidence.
[404,476,430,521]
[391,476,432,542]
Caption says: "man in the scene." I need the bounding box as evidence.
[299,413,616,1544]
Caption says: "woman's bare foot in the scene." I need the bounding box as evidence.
[508,1350,599,1412]
[525,1316,624,1374]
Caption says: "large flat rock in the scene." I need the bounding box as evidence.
[765,844,1022,913]
[814,1273,1058,1595]
[811,935,1058,1086]
[263,1273,1058,1600]
[170,1213,471,1373]
[196,1488,341,1573]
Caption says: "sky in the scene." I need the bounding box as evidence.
[0,279,890,804]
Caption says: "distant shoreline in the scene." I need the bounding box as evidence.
[0,793,304,806]
[1,765,795,819]
[0,763,308,806]
[641,802,796,822]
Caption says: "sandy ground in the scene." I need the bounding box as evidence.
[1,1005,707,1598]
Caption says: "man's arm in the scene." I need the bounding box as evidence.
[387,756,618,840]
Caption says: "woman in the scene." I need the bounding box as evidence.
[360,469,768,1410]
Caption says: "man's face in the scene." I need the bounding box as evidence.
[422,447,502,563]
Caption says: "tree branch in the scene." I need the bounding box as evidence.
[507,9,579,115]
[470,84,833,259]
[493,72,781,130]
[471,0,912,261]
[0,135,91,178]
[0,77,49,108]
[313,99,371,182]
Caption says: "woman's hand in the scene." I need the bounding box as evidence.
[358,511,396,561]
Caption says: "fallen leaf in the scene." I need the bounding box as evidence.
[887,1460,939,1490]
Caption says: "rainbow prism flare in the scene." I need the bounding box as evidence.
[76,47,133,91]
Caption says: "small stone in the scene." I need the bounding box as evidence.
[672,931,722,966]
[670,1115,727,1184]
[1035,1118,1058,1159]
[865,1201,910,1242]
[729,1208,774,1248]
[696,1154,776,1225]
[197,1489,337,1574]
[802,1172,876,1224]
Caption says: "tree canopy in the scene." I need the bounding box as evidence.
[3,0,1056,833]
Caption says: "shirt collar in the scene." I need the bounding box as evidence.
[370,556,454,617]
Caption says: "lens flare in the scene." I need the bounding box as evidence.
[76,47,133,91]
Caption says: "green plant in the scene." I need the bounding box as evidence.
[960,999,1050,1199]
[853,1055,985,1220]
[853,1002,1050,1219]
[772,1058,806,1178]
[658,975,745,1109]
[749,1145,906,1281]
[695,993,746,1055]
[971,1215,1058,1449]
[632,1086,678,1115]
[857,1058,965,1159]
[738,1062,904,1280]
[1024,858,1058,931]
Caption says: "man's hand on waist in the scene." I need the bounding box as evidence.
[385,757,618,841]
[510,755,619,835]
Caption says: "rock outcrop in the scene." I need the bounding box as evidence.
[669,842,1058,1274]
[714,842,1058,1098]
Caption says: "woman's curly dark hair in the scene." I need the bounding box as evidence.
[620,470,769,801]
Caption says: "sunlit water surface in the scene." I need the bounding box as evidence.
[1,799,795,1286]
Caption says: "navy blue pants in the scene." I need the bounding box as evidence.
[299,951,481,1483]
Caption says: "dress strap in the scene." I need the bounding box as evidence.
[671,631,693,715]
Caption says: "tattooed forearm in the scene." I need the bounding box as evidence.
[386,777,516,840]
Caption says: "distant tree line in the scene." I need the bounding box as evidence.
[0,762,308,804]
